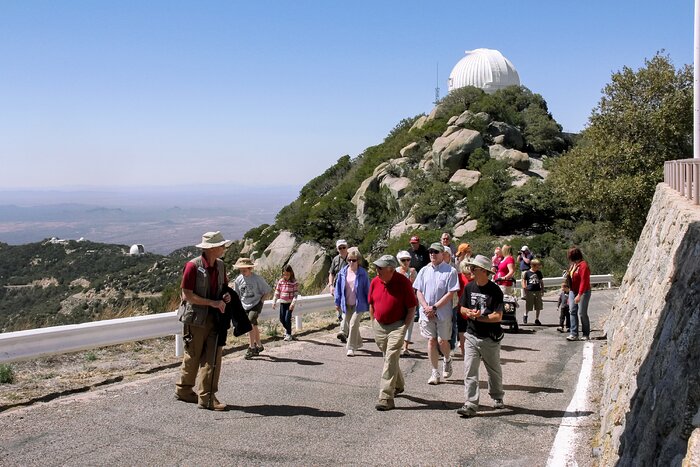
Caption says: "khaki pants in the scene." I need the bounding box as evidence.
[340,305,364,350]
[176,312,222,404]
[373,319,406,401]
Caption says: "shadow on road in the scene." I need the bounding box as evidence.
[395,394,463,411]
[253,355,324,366]
[226,403,345,418]
[476,404,593,419]
[501,344,540,352]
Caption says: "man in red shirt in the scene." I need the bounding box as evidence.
[369,255,417,411]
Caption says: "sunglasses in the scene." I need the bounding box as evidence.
[400,258,411,262]
[338,246,347,250]
[428,250,441,254]
[347,259,358,263]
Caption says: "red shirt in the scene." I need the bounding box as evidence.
[457,272,472,299]
[368,272,417,324]
[181,255,227,298]
[569,260,591,295]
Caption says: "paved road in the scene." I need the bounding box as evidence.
[0,289,616,466]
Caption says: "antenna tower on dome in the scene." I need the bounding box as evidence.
[433,62,440,105]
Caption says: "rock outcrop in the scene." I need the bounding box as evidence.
[598,184,700,466]
[287,241,329,290]
[449,169,481,189]
[431,128,483,174]
[254,231,296,271]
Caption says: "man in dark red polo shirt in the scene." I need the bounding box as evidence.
[369,254,417,411]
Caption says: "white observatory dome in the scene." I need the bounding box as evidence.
[448,48,520,94]
[129,244,145,255]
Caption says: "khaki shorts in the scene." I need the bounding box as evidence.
[524,290,543,312]
[419,318,452,341]
[247,301,264,325]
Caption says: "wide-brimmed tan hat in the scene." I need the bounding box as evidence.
[195,231,233,249]
[234,257,255,269]
[466,255,494,274]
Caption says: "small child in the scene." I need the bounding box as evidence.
[521,258,544,325]
[233,258,272,359]
[557,282,571,333]
[271,265,299,341]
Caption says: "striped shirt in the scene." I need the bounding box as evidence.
[274,278,299,303]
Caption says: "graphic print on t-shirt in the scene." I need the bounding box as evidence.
[469,292,494,315]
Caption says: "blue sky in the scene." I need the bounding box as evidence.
[0,0,693,191]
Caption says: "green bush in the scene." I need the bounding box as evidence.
[0,364,14,384]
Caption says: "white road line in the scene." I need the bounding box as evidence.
[547,342,595,467]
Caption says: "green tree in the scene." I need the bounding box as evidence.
[549,53,692,238]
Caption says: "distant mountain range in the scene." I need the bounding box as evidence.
[0,186,299,254]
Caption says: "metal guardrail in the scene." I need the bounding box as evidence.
[0,294,336,364]
[664,159,700,204]
[0,274,615,364]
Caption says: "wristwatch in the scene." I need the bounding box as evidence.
[431,305,437,312]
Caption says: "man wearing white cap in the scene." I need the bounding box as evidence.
[175,231,233,411]
[518,246,533,273]
[457,254,505,418]
[329,239,350,335]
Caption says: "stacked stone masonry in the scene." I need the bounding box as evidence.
[599,184,700,466]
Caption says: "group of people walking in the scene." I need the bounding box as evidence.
[174,230,592,416]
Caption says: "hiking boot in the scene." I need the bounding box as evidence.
[198,396,226,411]
[442,357,453,379]
[336,332,347,343]
[493,399,505,409]
[244,347,256,359]
[256,344,264,354]
[174,391,198,404]
[428,370,440,385]
[457,405,476,417]
[556,327,565,333]
[535,319,542,326]
[394,387,404,396]
[375,399,395,411]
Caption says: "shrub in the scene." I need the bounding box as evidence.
[0,364,14,384]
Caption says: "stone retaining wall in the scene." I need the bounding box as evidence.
[598,184,700,466]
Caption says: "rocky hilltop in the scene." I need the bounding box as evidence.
[242,85,574,290]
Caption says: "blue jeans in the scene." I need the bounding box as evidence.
[569,290,591,337]
[279,302,293,335]
[449,306,459,350]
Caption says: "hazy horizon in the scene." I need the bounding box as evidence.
[0,185,300,254]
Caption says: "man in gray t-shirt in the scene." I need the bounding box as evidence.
[233,258,272,359]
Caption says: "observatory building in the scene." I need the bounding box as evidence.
[448,48,520,94]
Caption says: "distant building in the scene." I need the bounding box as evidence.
[448,48,520,94]
[129,244,145,255]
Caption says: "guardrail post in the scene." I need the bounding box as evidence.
[295,315,303,331]
[175,333,184,358]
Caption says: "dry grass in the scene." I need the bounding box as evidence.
[0,311,339,412]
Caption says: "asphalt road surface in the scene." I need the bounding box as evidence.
[0,289,616,466]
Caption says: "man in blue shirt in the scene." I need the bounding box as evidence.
[413,242,460,385]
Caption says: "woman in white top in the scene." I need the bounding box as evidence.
[396,250,417,355]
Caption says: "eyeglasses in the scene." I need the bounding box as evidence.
[469,266,485,272]
[347,259,357,263]
[338,246,347,250]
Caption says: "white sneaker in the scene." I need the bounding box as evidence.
[346,349,354,357]
[442,357,453,379]
[283,334,292,341]
[428,370,440,385]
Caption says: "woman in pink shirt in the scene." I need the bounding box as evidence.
[334,249,370,356]
[566,246,592,341]
[495,245,516,296]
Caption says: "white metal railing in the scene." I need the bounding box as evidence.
[0,274,615,364]
[0,294,335,364]
[664,159,700,204]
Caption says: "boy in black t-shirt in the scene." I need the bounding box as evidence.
[521,258,544,325]
[457,255,505,418]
